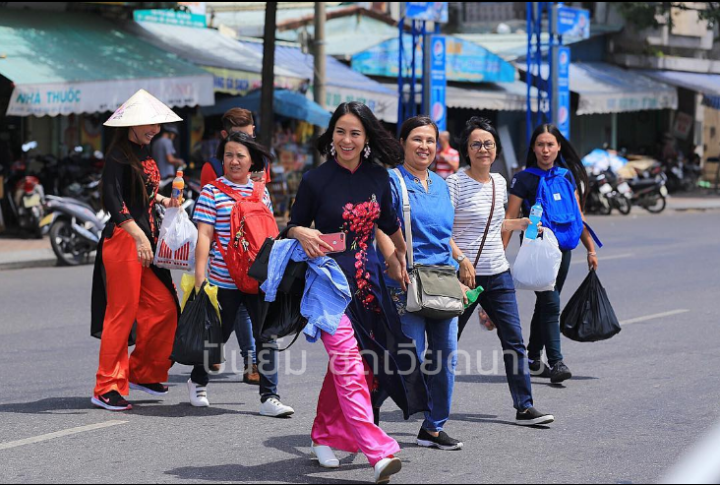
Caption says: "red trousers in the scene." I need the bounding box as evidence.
[94,228,177,397]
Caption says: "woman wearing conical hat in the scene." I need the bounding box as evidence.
[90,90,183,411]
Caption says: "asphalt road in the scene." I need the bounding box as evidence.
[1,210,719,484]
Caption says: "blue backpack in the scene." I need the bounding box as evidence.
[525,167,602,252]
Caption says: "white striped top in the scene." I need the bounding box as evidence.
[193,177,273,290]
[446,170,510,277]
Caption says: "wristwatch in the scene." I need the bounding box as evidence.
[457,254,467,264]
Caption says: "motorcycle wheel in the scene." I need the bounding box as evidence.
[50,219,86,266]
[598,196,612,216]
[645,195,667,214]
[615,197,632,216]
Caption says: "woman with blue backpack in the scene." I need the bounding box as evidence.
[505,124,602,385]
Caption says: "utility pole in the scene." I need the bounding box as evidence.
[260,2,277,150]
[313,1,326,166]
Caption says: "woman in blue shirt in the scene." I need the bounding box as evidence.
[377,116,469,451]
[504,124,599,385]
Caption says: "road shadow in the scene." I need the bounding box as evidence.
[451,412,553,430]
[0,397,93,415]
[128,402,244,418]
[166,433,371,484]
[454,374,509,385]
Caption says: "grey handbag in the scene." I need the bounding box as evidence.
[394,169,465,320]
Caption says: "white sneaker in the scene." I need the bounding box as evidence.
[187,379,209,408]
[311,442,340,468]
[259,398,294,418]
[374,457,402,484]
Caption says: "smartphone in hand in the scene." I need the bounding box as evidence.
[319,233,347,254]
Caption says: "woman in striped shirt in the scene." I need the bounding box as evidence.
[447,117,555,426]
[190,132,294,418]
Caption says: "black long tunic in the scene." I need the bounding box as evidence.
[91,142,179,343]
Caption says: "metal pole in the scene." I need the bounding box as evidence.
[260,2,277,150]
[313,2,326,166]
[398,16,405,135]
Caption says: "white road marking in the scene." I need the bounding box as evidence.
[0,420,128,451]
[621,310,690,326]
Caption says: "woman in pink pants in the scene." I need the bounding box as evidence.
[288,102,429,484]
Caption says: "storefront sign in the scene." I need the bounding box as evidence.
[204,66,305,96]
[429,35,447,131]
[134,5,207,29]
[405,2,449,23]
[553,5,590,40]
[553,46,571,139]
[352,36,516,84]
[7,76,214,116]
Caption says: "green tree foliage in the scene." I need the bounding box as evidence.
[618,2,720,29]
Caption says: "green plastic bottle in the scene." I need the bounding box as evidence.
[465,286,484,308]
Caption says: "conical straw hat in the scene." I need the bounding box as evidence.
[104,89,183,127]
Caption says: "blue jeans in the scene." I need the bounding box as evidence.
[389,288,458,432]
[528,250,572,367]
[234,305,257,367]
[458,271,533,411]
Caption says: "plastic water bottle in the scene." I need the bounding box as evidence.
[465,286,485,309]
[525,202,543,241]
[171,170,184,202]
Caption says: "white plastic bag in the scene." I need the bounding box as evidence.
[154,208,198,272]
[513,228,563,292]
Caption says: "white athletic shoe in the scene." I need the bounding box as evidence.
[259,398,295,418]
[187,379,209,408]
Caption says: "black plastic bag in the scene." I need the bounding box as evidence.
[257,291,308,351]
[561,270,621,342]
[170,284,224,366]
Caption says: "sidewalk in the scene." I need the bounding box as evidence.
[0,234,58,271]
[668,193,720,212]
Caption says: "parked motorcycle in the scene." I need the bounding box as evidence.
[627,168,669,214]
[41,177,109,266]
[5,142,46,238]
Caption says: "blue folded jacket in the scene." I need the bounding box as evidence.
[261,239,352,343]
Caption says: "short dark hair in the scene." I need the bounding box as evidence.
[216,131,270,173]
[222,108,254,133]
[459,117,503,165]
[399,116,439,144]
[317,102,403,168]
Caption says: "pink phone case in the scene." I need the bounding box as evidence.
[319,233,347,254]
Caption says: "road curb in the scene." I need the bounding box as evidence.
[0,258,59,272]
[0,256,96,272]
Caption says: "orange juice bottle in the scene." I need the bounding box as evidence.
[171,170,184,202]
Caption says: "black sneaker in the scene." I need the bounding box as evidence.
[529,360,552,378]
[417,429,463,451]
[550,362,573,384]
[129,382,169,396]
[516,407,555,426]
[91,391,133,411]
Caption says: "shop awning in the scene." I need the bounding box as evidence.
[379,80,538,113]
[0,10,214,117]
[446,82,538,112]
[518,62,678,115]
[640,70,720,110]
[202,89,332,128]
[124,21,309,96]
[243,42,399,123]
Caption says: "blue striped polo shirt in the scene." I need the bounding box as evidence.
[193,176,273,290]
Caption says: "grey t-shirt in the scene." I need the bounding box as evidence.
[152,137,176,178]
